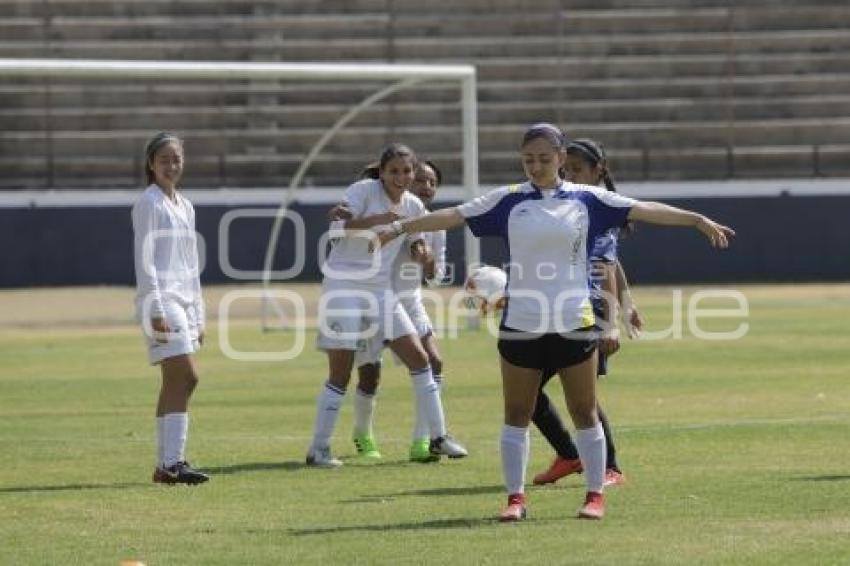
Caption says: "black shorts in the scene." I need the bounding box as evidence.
[497,325,597,371]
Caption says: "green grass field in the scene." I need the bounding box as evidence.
[1,285,849,565]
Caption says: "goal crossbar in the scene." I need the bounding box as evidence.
[0,58,481,331]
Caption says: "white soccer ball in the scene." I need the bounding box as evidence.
[464,265,507,313]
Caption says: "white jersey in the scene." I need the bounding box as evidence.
[392,228,448,297]
[131,184,204,325]
[457,181,635,333]
[324,178,426,289]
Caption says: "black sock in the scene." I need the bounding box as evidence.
[532,388,579,460]
[598,406,619,471]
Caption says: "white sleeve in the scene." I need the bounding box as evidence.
[131,197,165,319]
[187,201,205,327]
[425,230,448,286]
[583,185,637,209]
[330,181,371,237]
[342,181,369,218]
[403,197,427,247]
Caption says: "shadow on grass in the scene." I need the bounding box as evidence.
[341,482,579,504]
[340,484,503,504]
[203,457,419,476]
[290,516,503,536]
[793,474,850,482]
[398,484,505,497]
[0,482,147,494]
[201,461,306,475]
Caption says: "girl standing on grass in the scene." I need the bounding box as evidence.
[132,132,208,485]
[373,123,733,521]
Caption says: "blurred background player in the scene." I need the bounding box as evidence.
[307,145,467,467]
[132,132,209,485]
[373,122,734,521]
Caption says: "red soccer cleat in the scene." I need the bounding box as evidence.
[604,468,626,487]
[498,493,528,522]
[532,456,583,485]
[577,491,605,520]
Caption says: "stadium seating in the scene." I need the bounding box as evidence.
[1,0,849,189]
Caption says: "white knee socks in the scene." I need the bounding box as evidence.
[501,424,529,495]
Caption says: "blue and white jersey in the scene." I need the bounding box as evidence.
[589,227,619,264]
[588,226,620,317]
[457,181,635,333]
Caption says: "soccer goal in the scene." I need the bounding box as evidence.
[0,58,482,331]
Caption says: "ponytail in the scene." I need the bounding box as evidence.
[360,161,380,179]
[600,170,617,193]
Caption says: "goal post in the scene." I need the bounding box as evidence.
[0,58,482,330]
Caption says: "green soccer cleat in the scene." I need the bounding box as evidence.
[352,434,382,460]
[409,437,439,463]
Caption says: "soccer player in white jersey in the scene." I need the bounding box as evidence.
[307,145,467,467]
[334,161,455,462]
[131,132,209,485]
[374,123,735,521]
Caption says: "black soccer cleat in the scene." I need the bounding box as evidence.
[154,461,210,485]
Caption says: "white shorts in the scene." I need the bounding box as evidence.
[354,331,386,367]
[353,294,433,367]
[399,295,434,339]
[316,279,416,352]
[140,300,200,365]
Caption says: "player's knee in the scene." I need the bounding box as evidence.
[357,364,380,395]
[185,369,199,393]
[504,401,534,427]
[407,348,429,371]
[570,403,598,429]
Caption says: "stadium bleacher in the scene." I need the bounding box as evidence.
[1,0,849,189]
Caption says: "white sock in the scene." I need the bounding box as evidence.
[162,412,188,467]
[156,416,165,466]
[411,404,430,441]
[411,366,446,439]
[352,388,376,437]
[411,374,442,441]
[434,375,443,390]
[310,382,345,450]
[575,422,606,493]
[501,424,529,495]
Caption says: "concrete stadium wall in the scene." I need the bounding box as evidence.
[1,187,849,288]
